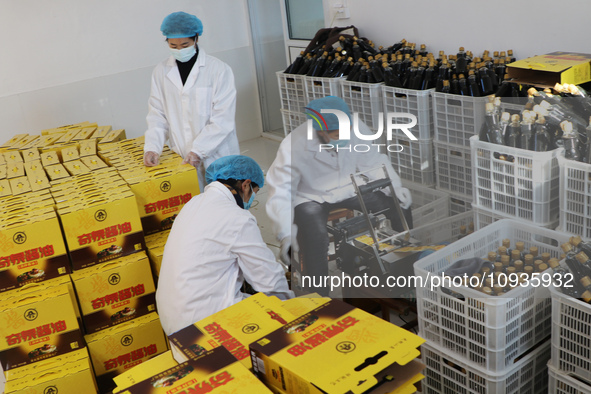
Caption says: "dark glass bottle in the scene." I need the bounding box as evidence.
[585,117,591,164]
[307,51,328,76]
[296,54,313,75]
[369,57,384,82]
[479,103,496,142]
[505,114,521,148]
[467,70,481,97]
[561,121,581,160]
[478,63,494,96]
[419,44,428,57]
[440,80,451,94]
[403,61,418,89]
[422,61,436,90]
[495,58,507,84]
[532,115,550,151]
[411,62,426,90]
[285,51,305,74]
[450,74,460,95]
[507,49,516,63]
[436,60,451,92]
[548,258,578,297]
[455,47,468,75]
[346,58,364,81]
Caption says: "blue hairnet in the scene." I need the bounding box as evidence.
[161,12,203,38]
[205,155,265,188]
[305,96,352,131]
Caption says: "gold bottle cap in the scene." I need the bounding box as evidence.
[507,267,516,275]
[482,286,493,295]
[439,50,444,56]
[493,285,504,295]
[534,259,543,268]
[493,51,499,57]
[529,246,539,256]
[482,266,491,274]
[524,254,534,265]
[570,236,583,247]
[502,239,511,248]
[488,252,498,261]
[511,114,520,123]
[500,51,506,57]
[498,246,507,254]
[508,49,514,56]
[472,273,482,280]
[538,263,548,272]
[576,251,590,264]
[562,243,574,254]
[382,62,389,68]
[581,276,591,287]
[540,252,550,263]
[514,260,524,270]
[515,241,525,251]
[411,61,418,67]
[494,262,503,272]
[501,112,511,122]
[459,74,466,79]
[459,225,467,234]
[582,290,591,303]
[548,258,560,269]
[501,255,510,266]
[459,47,465,51]
[524,266,534,274]
[511,250,521,260]
[443,80,450,87]
[420,44,426,49]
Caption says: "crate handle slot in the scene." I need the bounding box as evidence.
[313,81,324,87]
[354,350,388,371]
[492,151,515,163]
[394,93,408,99]
[286,77,295,83]
[447,98,462,107]
[352,86,362,92]
[442,357,467,375]
[450,150,463,158]
[531,234,559,249]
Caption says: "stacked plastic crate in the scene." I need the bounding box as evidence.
[414,219,566,393]
[276,71,307,136]
[340,79,384,132]
[383,87,436,187]
[547,154,591,393]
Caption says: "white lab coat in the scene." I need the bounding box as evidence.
[266,121,411,243]
[144,48,240,188]
[156,181,294,336]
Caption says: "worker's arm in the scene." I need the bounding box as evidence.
[144,68,169,156]
[190,64,236,161]
[232,216,294,300]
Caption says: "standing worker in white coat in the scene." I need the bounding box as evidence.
[143,12,240,190]
[266,96,413,296]
[156,155,294,336]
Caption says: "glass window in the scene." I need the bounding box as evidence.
[285,0,325,40]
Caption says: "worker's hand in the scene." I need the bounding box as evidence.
[144,151,160,167]
[396,187,412,209]
[182,151,202,168]
[280,237,292,266]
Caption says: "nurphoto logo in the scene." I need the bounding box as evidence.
[305,108,418,153]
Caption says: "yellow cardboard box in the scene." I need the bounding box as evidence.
[249,299,425,394]
[169,293,295,369]
[37,133,64,147]
[63,159,91,175]
[114,346,272,394]
[73,126,97,141]
[45,163,70,181]
[507,51,591,87]
[85,312,168,391]
[62,146,80,162]
[80,155,108,170]
[28,172,51,192]
[5,162,24,179]
[99,129,126,144]
[93,126,112,139]
[1,135,28,149]
[56,190,145,270]
[145,230,170,278]
[9,176,31,195]
[5,356,98,394]
[71,252,156,334]
[0,284,84,372]
[0,165,6,179]
[40,151,60,167]
[113,350,177,391]
[12,135,40,150]
[56,128,82,144]
[0,208,70,292]
[79,139,97,157]
[4,347,89,381]
[21,148,41,162]
[126,167,199,235]
[24,159,44,174]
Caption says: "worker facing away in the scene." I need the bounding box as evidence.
[266,96,413,296]
[156,155,294,336]
[143,11,240,190]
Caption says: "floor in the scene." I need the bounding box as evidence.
[240,136,417,328]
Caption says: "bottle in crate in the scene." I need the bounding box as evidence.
[467,70,481,97]
[504,114,521,148]
[532,115,551,151]
[455,47,468,75]
[561,121,581,160]
[520,110,535,150]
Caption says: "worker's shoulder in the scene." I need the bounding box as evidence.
[202,53,232,72]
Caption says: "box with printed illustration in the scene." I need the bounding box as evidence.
[71,251,156,334]
[0,283,84,372]
[249,299,425,394]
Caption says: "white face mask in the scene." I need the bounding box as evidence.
[170,45,196,62]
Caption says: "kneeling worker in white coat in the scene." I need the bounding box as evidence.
[156,155,294,335]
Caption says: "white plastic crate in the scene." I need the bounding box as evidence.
[470,135,561,226]
[280,109,306,136]
[409,211,474,246]
[403,181,449,228]
[277,71,307,113]
[433,92,489,146]
[421,341,550,394]
[382,86,434,140]
[340,80,383,130]
[549,284,591,383]
[548,364,591,394]
[449,192,473,216]
[414,219,569,372]
[390,136,435,186]
[558,154,591,239]
[473,204,558,232]
[303,76,342,102]
[435,141,472,198]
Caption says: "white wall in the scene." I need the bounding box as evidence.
[0,0,262,142]
[323,0,591,59]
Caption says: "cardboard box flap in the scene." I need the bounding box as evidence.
[360,360,424,394]
[112,350,177,391]
[4,347,89,381]
[5,358,93,392]
[507,52,591,87]
[85,311,159,343]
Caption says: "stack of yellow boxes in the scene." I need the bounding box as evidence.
[98,137,199,235]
